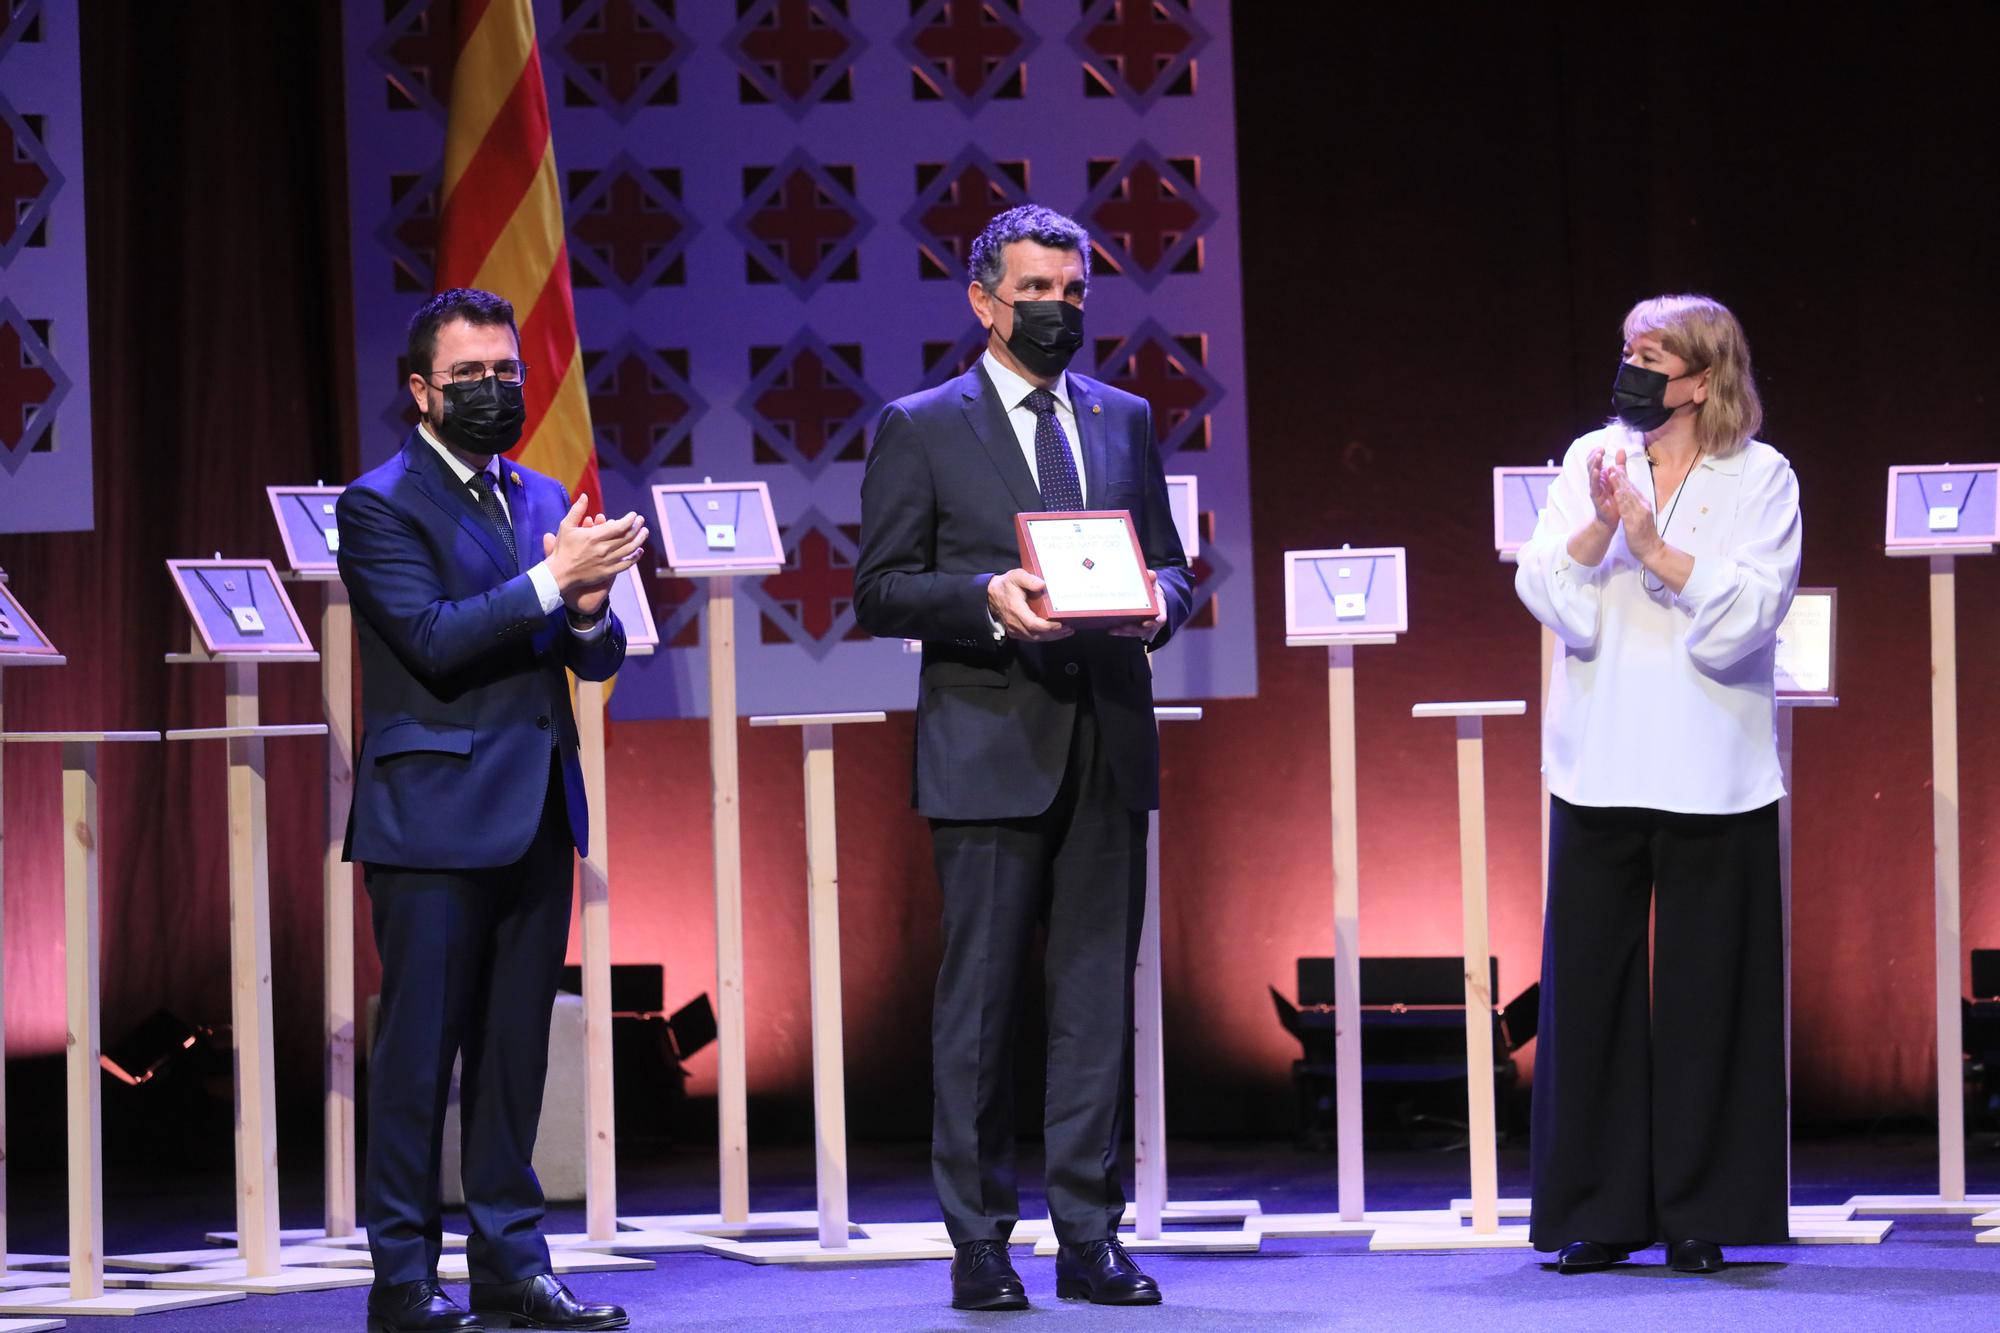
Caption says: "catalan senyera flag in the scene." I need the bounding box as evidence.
[437,0,599,514]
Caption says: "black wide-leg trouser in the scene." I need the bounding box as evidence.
[1529,795,1790,1251]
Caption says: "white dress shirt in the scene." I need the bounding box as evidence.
[419,423,606,638]
[982,350,1087,505]
[1514,425,1802,815]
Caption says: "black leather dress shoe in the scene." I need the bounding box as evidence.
[1552,1241,1631,1273]
[366,1279,483,1332]
[950,1240,1027,1311]
[467,1275,628,1330]
[1668,1238,1726,1273]
[1055,1238,1162,1305]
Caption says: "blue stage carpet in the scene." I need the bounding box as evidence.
[7,1135,1995,1330]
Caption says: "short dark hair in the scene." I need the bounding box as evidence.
[967,204,1091,291]
[407,287,519,374]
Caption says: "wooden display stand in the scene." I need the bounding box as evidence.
[622,481,807,1237]
[694,712,948,1265]
[1124,705,1261,1252]
[1850,539,2000,1218]
[138,563,355,1294]
[0,694,239,1316]
[1262,545,1414,1240]
[1364,702,1533,1252]
[543,570,709,1257]
[1494,465,1561,907]
[0,592,68,1276]
[264,485,361,1241]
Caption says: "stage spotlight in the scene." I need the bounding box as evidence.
[1272,957,1536,1148]
[552,966,714,1146]
[100,1009,212,1087]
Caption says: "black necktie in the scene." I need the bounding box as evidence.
[468,469,518,571]
[1022,388,1084,511]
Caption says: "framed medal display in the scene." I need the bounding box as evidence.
[1014,509,1157,624]
[606,564,660,652]
[1884,463,1999,548]
[0,579,61,658]
[1775,586,1837,698]
[1165,474,1200,561]
[652,480,785,573]
[167,558,313,654]
[1284,546,1409,638]
[1492,465,1561,557]
[266,484,347,574]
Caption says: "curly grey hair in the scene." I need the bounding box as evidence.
[967,204,1092,291]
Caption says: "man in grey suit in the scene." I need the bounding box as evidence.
[854,205,1193,1311]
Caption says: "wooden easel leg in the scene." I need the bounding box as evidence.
[801,726,848,1249]
[225,664,281,1275]
[707,579,750,1223]
[1929,556,1965,1202]
[1455,719,1499,1236]
[0,669,9,1271]
[1778,706,1795,1202]
[323,587,358,1239]
[577,680,617,1239]
[1327,645,1364,1220]
[1133,808,1167,1240]
[63,742,105,1300]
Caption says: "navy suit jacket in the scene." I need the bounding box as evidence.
[854,363,1192,820]
[337,430,626,869]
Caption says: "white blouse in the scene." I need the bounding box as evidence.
[1514,425,1803,815]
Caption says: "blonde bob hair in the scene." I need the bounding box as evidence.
[1621,294,1763,457]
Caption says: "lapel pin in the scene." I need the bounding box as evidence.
[1091,403,1102,415]
[510,470,523,487]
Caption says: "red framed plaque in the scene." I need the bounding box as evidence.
[1014,509,1156,624]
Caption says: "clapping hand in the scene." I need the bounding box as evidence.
[1604,463,1662,561]
[1584,447,1623,529]
[544,494,647,617]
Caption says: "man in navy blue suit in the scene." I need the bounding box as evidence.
[854,206,1193,1311]
[338,288,643,1333]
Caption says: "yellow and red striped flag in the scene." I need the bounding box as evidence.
[437,0,599,512]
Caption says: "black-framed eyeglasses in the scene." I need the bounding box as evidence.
[423,359,529,386]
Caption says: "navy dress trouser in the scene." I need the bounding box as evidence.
[928,693,1150,1247]
[363,756,574,1286]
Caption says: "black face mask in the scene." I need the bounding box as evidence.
[992,295,1084,378]
[1610,360,1693,433]
[435,375,526,456]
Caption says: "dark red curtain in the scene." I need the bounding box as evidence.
[1,3,357,1103]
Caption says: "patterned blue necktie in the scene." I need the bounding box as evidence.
[468,469,519,571]
[1022,387,1083,511]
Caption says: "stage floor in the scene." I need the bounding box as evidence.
[6,1133,1997,1330]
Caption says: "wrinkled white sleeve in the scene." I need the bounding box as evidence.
[1513,442,1605,649]
[1676,453,1801,671]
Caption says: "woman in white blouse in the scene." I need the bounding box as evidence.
[1515,295,1800,1276]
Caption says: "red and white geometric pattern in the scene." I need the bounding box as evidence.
[344,0,1252,715]
[0,0,93,532]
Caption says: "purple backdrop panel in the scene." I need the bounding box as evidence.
[343,0,1252,716]
[0,0,94,533]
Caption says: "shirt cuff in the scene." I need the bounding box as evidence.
[527,560,563,615]
[1675,553,1732,609]
[568,609,610,641]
